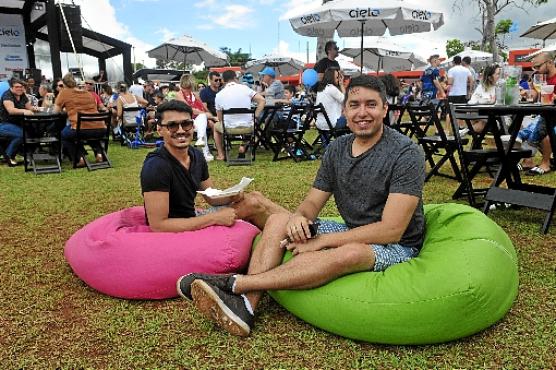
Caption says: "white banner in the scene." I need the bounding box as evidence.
[0,13,29,79]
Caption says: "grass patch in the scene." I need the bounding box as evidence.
[1,138,555,368]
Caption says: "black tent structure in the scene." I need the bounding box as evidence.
[0,0,132,83]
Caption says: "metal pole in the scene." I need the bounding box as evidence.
[360,21,365,73]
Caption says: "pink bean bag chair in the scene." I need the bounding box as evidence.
[65,206,259,299]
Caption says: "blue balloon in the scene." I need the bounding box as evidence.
[0,80,9,97]
[302,69,318,88]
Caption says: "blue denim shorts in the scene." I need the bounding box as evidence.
[195,206,224,216]
[316,219,419,272]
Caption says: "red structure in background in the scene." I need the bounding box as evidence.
[508,48,540,71]
[208,66,242,74]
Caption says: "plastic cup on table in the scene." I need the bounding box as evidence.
[540,85,554,105]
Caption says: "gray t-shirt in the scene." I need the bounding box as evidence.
[313,126,425,248]
[265,80,284,101]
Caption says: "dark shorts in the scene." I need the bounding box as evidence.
[448,95,468,104]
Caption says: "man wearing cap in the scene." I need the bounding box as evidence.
[259,67,284,103]
[200,71,221,116]
[314,40,341,82]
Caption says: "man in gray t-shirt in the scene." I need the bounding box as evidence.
[181,75,426,337]
[313,127,425,248]
[259,67,284,103]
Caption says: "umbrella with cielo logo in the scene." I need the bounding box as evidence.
[287,0,444,71]
[339,36,426,72]
[244,55,305,77]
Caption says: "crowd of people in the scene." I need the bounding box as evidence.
[1,48,555,174]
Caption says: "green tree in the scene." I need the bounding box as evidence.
[452,0,548,61]
[132,62,145,72]
[495,19,512,48]
[193,70,209,85]
[446,39,465,57]
[219,47,251,66]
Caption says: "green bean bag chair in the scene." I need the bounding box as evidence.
[267,203,519,345]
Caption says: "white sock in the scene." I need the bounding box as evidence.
[242,294,254,316]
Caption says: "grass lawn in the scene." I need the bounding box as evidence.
[1,138,555,369]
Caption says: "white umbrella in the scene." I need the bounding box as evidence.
[288,0,444,70]
[336,54,374,75]
[147,35,228,67]
[524,42,556,60]
[244,55,304,76]
[340,37,426,72]
[520,17,556,46]
[440,49,493,70]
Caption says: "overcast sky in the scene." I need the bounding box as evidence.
[35,0,556,79]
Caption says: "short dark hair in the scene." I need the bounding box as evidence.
[208,71,221,80]
[284,84,295,95]
[222,70,237,83]
[344,74,387,106]
[379,74,400,98]
[155,100,193,124]
[462,56,471,65]
[453,55,462,65]
[325,41,337,53]
[9,77,25,87]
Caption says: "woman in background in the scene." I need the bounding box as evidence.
[468,64,500,133]
[315,68,346,131]
[175,74,217,162]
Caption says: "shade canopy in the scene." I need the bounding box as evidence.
[244,55,304,76]
[520,17,556,44]
[288,0,444,38]
[287,0,443,71]
[147,35,228,67]
[525,42,556,60]
[340,37,425,72]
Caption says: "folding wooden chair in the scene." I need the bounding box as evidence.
[267,104,312,162]
[310,103,350,157]
[449,104,532,207]
[407,103,465,182]
[22,114,65,174]
[221,108,256,166]
[385,103,414,137]
[73,112,112,171]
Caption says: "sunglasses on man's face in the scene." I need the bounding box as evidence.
[532,60,548,70]
[57,84,64,88]
[159,119,194,133]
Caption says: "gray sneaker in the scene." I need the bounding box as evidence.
[191,280,254,337]
[177,273,234,300]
